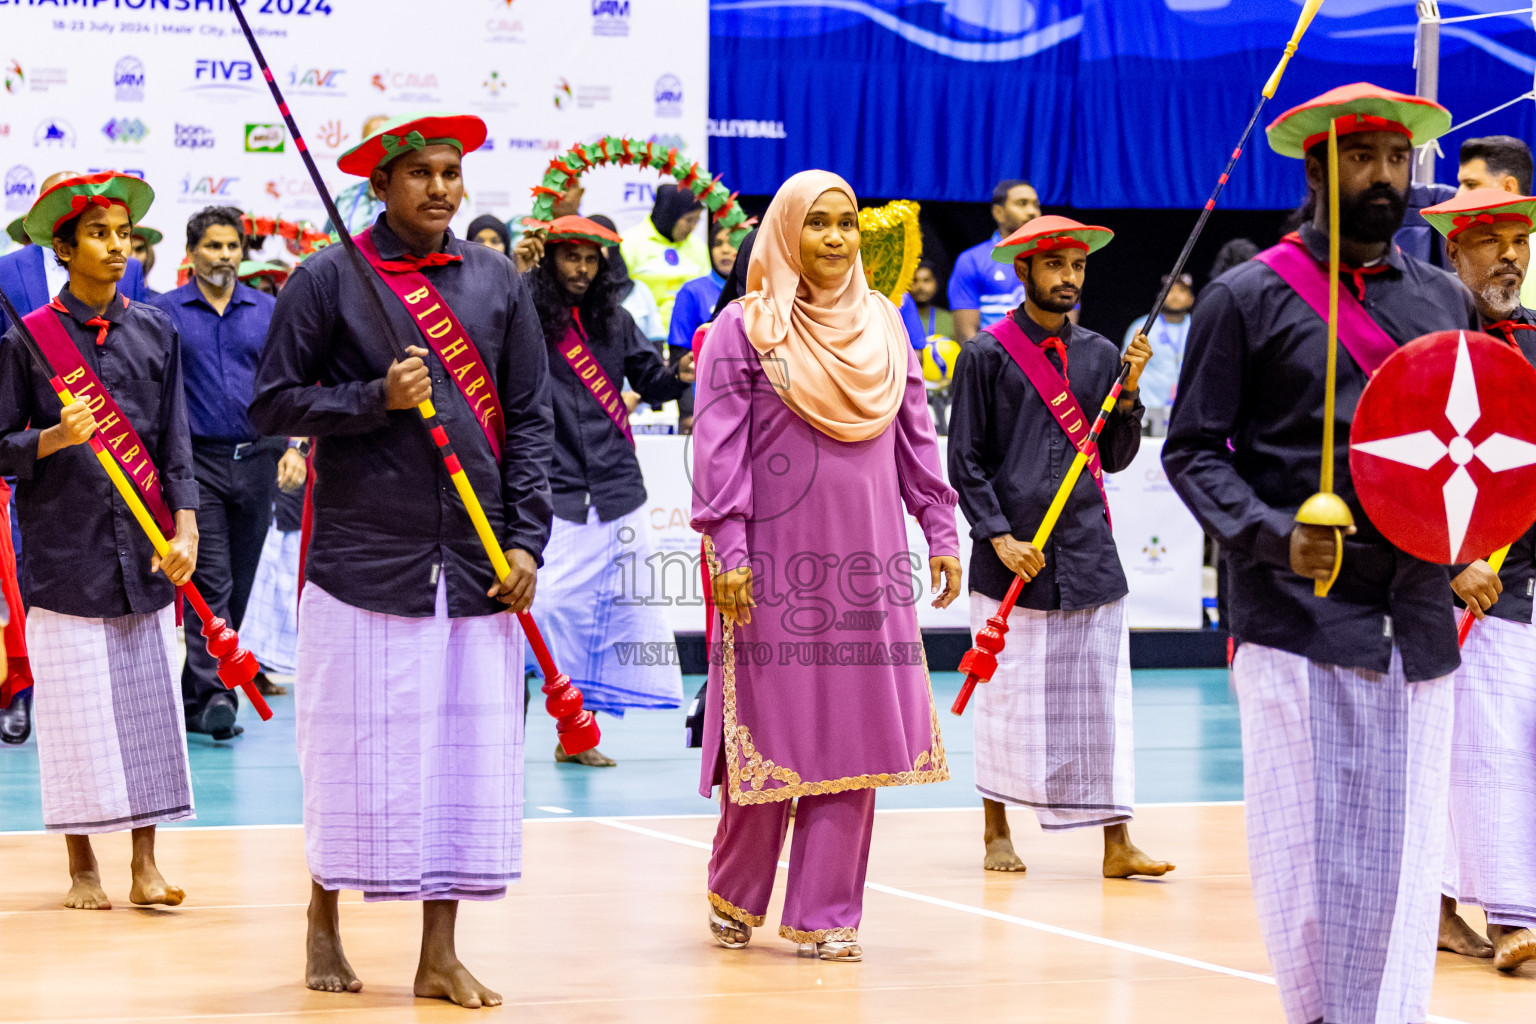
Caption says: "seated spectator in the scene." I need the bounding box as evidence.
[1123,273,1194,408]
[467,214,511,255]
[620,183,710,332]
[909,259,953,339]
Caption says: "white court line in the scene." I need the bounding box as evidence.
[589,817,1473,1024]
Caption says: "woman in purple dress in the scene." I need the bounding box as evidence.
[691,170,963,961]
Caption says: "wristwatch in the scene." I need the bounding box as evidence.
[288,437,312,458]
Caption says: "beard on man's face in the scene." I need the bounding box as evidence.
[1023,265,1078,314]
[1338,183,1408,244]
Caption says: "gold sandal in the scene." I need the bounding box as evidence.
[709,909,751,949]
[797,941,863,962]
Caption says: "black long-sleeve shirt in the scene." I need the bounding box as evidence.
[0,288,198,617]
[948,307,1143,608]
[1162,224,1479,681]
[543,304,687,523]
[1469,305,1536,624]
[249,216,554,619]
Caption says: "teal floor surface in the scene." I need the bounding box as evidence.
[0,669,1241,832]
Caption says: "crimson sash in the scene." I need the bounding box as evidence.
[23,302,176,533]
[984,312,1110,521]
[557,318,634,445]
[1254,236,1399,376]
[354,229,505,462]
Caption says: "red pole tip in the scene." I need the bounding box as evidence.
[951,674,982,716]
[556,712,602,756]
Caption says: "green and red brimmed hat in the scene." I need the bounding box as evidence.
[1265,82,1451,159]
[5,217,25,246]
[545,215,621,248]
[237,260,290,286]
[23,171,154,246]
[130,225,162,246]
[991,215,1113,264]
[337,113,488,177]
[1420,188,1536,240]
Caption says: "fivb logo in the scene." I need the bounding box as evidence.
[190,59,255,91]
[592,0,630,37]
[114,56,144,102]
[4,165,36,214]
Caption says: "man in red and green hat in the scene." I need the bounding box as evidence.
[251,113,551,1008]
[946,216,1162,879]
[1420,187,1536,972]
[1163,83,1482,1024]
[0,171,200,912]
[524,215,692,767]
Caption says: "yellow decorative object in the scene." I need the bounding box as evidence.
[921,335,961,389]
[859,199,923,304]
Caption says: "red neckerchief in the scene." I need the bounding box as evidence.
[1483,318,1536,349]
[1038,335,1068,385]
[371,250,462,273]
[48,294,128,347]
[1281,230,1391,298]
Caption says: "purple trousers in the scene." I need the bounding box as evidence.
[706,789,877,942]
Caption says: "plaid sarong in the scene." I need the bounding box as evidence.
[1233,643,1453,1024]
[238,521,300,675]
[971,594,1135,830]
[296,579,525,902]
[530,505,683,716]
[1445,614,1536,929]
[27,605,193,834]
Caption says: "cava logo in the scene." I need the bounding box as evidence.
[245,123,285,153]
[370,69,440,101]
[102,117,149,145]
[4,165,37,214]
[34,119,76,148]
[174,124,215,149]
[114,56,145,102]
[181,175,239,199]
[592,0,630,37]
[654,74,683,118]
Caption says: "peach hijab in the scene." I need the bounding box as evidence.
[739,170,907,443]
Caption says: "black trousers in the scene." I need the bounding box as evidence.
[182,440,279,716]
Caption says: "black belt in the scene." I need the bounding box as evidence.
[193,438,281,460]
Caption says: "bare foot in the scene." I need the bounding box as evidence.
[1103,839,1175,878]
[415,959,502,1009]
[555,742,616,767]
[306,884,362,994]
[1492,926,1536,972]
[1438,897,1494,958]
[63,872,111,910]
[129,861,185,907]
[984,835,1026,872]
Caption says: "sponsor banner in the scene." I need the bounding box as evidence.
[1,0,707,290]
[634,436,1203,636]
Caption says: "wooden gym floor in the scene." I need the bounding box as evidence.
[0,804,1528,1023]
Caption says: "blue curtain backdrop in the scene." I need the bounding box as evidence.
[709,1,1536,209]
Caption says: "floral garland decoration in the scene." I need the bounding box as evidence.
[238,213,332,256]
[527,135,754,245]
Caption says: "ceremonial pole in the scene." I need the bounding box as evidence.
[226,2,599,754]
[952,0,1328,716]
[0,285,271,722]
[1293,119,1354,598]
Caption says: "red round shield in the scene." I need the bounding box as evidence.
[1350,330,1536,564]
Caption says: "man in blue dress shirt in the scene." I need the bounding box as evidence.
[151,206,299,740]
